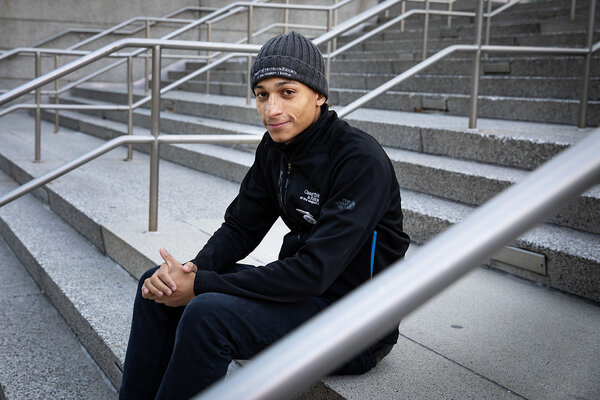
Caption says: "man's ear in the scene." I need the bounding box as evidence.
[316,93,326,107]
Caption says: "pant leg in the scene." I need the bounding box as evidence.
[155,292,330,400]
[119,266,186,400]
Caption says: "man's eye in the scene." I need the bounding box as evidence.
[255,92,267,99]
[283,89,295,95]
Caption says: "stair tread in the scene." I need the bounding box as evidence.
[0,232,117,400]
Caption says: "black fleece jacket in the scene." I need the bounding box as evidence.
[192,105,410,304]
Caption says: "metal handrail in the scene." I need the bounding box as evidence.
[0,134,261,209]
[194,125,600,400]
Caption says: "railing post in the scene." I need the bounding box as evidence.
[483,0,493,61]
[447,0,453,28]
[333,0,339,52]
[578,0,596,128]
[422,0,430,60]
[570,0,576,21]
[401,0,406,32]
[54,55,60,133]
[326,8,333,84]
[35,51,42,162]
[206,22,212,95]
[246,5,254,105]
[126,55,134,161]
[149,45,161,232]
[145,19,151,93]
[469,0,484,129]
[284,0,290,34]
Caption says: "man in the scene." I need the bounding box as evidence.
[119,31,410,400]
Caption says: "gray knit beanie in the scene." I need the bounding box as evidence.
[250,31,329,99]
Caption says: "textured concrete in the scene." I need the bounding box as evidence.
[0,234,116,399]
[0,172,136,389]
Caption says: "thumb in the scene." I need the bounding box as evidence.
[182,262,198,273]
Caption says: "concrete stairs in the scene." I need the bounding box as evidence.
[1,0,600,398]
[2,110,600,399]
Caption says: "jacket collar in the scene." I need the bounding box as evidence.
[271,104,339,159]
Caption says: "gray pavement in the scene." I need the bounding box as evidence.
[0,234,117,399]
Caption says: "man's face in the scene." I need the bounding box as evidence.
[254,78,326,145]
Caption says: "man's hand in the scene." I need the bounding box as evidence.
[142,247,198,307]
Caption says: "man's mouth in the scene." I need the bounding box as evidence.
[266,120,288,129]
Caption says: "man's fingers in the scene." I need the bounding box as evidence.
[157,264,177,292]
[143,278,164,298]
[159,247,177,265]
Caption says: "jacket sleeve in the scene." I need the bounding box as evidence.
[192,139,279,272]
[193,144,393,302]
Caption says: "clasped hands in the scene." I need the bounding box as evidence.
[142,247,198,307]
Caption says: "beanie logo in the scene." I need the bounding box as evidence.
[253,66,297,82]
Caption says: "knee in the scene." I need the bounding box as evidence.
[177,293,231,337]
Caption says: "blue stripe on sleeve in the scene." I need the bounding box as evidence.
[370,230,377,280]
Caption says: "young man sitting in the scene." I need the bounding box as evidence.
[119,31,410,400]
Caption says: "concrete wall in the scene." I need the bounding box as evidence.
[0,0,377,92]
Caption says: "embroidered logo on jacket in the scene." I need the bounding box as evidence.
[335,198,356,210]
[300,189,320,205]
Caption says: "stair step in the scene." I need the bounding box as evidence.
[7,111,599,302]
[0,170,135,391]
[0,233,117,400]
[41,93,600,237]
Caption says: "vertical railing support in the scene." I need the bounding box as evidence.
[326,8,333,84]
[483,0,493,60]
[570,0,576,21]
[35,51,42,162]
[447,0,453,28]
[578,0,596,128]
[54,55,60,133]
[284,0,290,34]
[145,19,151,93]
[468,0,484,129]
[246,5,254,105]
[400,0,406,32]
[126,55,134,161]
[149,45,161,232]
[206,22,212,94]
[333,0,339,52]
[422,0,430,60]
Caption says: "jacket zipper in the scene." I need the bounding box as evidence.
[278,160,292,221]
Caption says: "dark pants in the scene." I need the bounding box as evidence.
[119,264,396,400]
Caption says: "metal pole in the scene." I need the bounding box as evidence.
[468,0,484,129]
[195,125,600,400]
[447,0,452,28]
[326,9,333,84]
[206,23,212,95]
[126,55,134,160]
[422,0,430,60]
[333,0,339,52]
[570,0,576,21]
[483,0,493,61]
[284,0,290,34]
[54,55,60,133]
[577,0,596,129]
[246,5,254,105]
[149,45,161,232]
[145,20,151,93]
[401,0,406,32]
[35,51,42,162]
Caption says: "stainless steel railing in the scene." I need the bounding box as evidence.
[193,125,600,400]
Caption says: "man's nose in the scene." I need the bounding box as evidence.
[265,96,282,117]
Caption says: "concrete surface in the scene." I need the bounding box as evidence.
[0,234,116,399]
